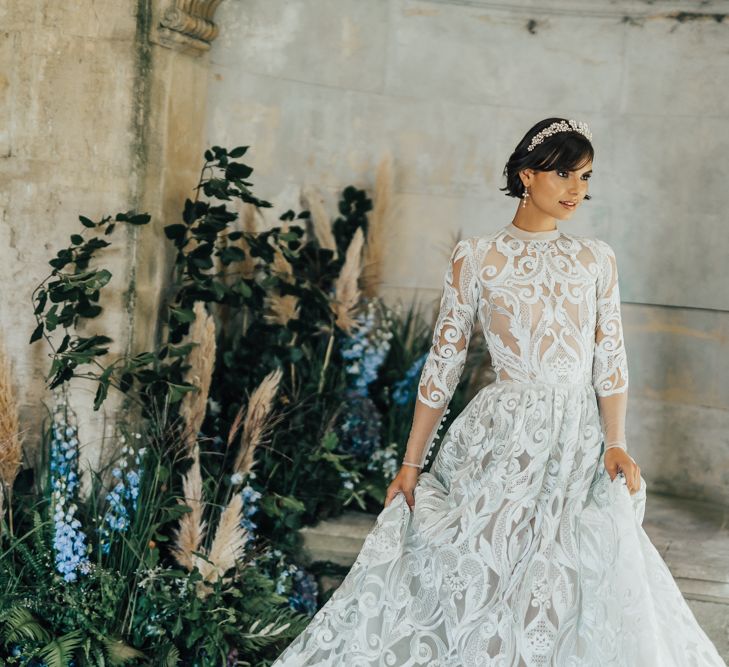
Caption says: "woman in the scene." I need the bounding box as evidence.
[272,118,727,666]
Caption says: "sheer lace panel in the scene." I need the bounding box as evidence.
[403,239,479,468]
[592,241,630,450]
[592,242,629,397]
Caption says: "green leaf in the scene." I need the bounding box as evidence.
[0,606,52,643]
[33,289,47,315]
[102,637,146,665]
[164,224,187,240]
[70,234,84,245]
[76,304,103,319]
[57,334,71,354]
[234,281,252,298]
[167,343,194,358]
[90,269,113,290]
[119,372,134,393]
[29,322,44,343]
[218,246,246,264]
[79,215,96,228]
[93,381,109,410]
[321,431,338,451]
[225,162,254,180]
[129,213,151,225]
[167,383,194,403]
[228,146,249,158]
[169,307,196,323]
[37,630,84,667]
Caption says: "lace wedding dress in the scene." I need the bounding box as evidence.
[272,222,727,666]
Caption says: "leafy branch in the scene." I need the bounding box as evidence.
[29,212,156,410]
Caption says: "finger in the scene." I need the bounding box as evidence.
[404,489,415,511]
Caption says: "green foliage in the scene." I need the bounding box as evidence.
[10,143,487,665]
[29,212,160,410]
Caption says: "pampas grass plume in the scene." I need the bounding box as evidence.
[179,302,216,453]
[332,227,364,334]
[300,186,337,256]
[173,444,207,571]
[362,154,393,298]
[233,367,284,479]
[0,339,22,495]
[198,493,248,584]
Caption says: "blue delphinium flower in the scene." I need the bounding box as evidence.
[99,437,145,553]
[392,352,429,406]
[240,482,262,542]
[335,389,383,460]
[49,400,90,582]
[288,567,319,617]
[340,299,394,397]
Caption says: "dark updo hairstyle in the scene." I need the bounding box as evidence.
[501,117,594,201]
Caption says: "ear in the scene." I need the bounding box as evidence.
[519,168,534,187]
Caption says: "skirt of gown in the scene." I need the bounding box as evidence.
[272,379,727,667]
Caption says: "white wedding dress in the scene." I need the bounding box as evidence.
[272,222,726,666]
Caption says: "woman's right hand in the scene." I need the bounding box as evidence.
[384,465,420,510]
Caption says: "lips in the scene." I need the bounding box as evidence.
[560,200,577,209]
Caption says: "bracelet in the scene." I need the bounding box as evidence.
[605,442,627,452]
[401,461,423,470]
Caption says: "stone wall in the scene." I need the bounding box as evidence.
[0,1,144,470]
[2,0,727,505]
[0,0,215,472]
[206,0,729,505]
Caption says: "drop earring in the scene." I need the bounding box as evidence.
[522,186,530,209]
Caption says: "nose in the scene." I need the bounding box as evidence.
[569,176,586,197]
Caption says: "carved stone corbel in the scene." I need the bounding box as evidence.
[151,0,225,55]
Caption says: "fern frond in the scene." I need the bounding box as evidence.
[89,645,107,667]
[102,636,145,665]
[161,643,180,666]
[0,606,51,644]
[37,629,84,667]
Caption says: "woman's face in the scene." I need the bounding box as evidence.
[522,161,593,220]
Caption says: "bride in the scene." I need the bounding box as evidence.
[272,118,727,666]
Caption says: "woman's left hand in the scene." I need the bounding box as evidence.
[604,447,641,495]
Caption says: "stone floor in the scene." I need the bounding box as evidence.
[300,491,729,662]
[642,492,729,661]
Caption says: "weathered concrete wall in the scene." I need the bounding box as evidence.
[207,0,729,505]
[0,1,144,470]
[0,1,211,474]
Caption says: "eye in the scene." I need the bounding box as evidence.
[557,170,592,180]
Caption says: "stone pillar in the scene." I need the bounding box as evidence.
[0,0,224,473]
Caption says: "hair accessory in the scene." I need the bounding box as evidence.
[526,119,593,152]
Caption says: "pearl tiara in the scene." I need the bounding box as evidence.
[526,119,593,152]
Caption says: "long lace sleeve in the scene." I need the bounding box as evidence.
[402,238,480,469]
[592,241,629,452]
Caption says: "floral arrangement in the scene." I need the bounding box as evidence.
[0,146,482,665]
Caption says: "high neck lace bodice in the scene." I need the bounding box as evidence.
[504,222,562,241]
[404,225,629,468]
